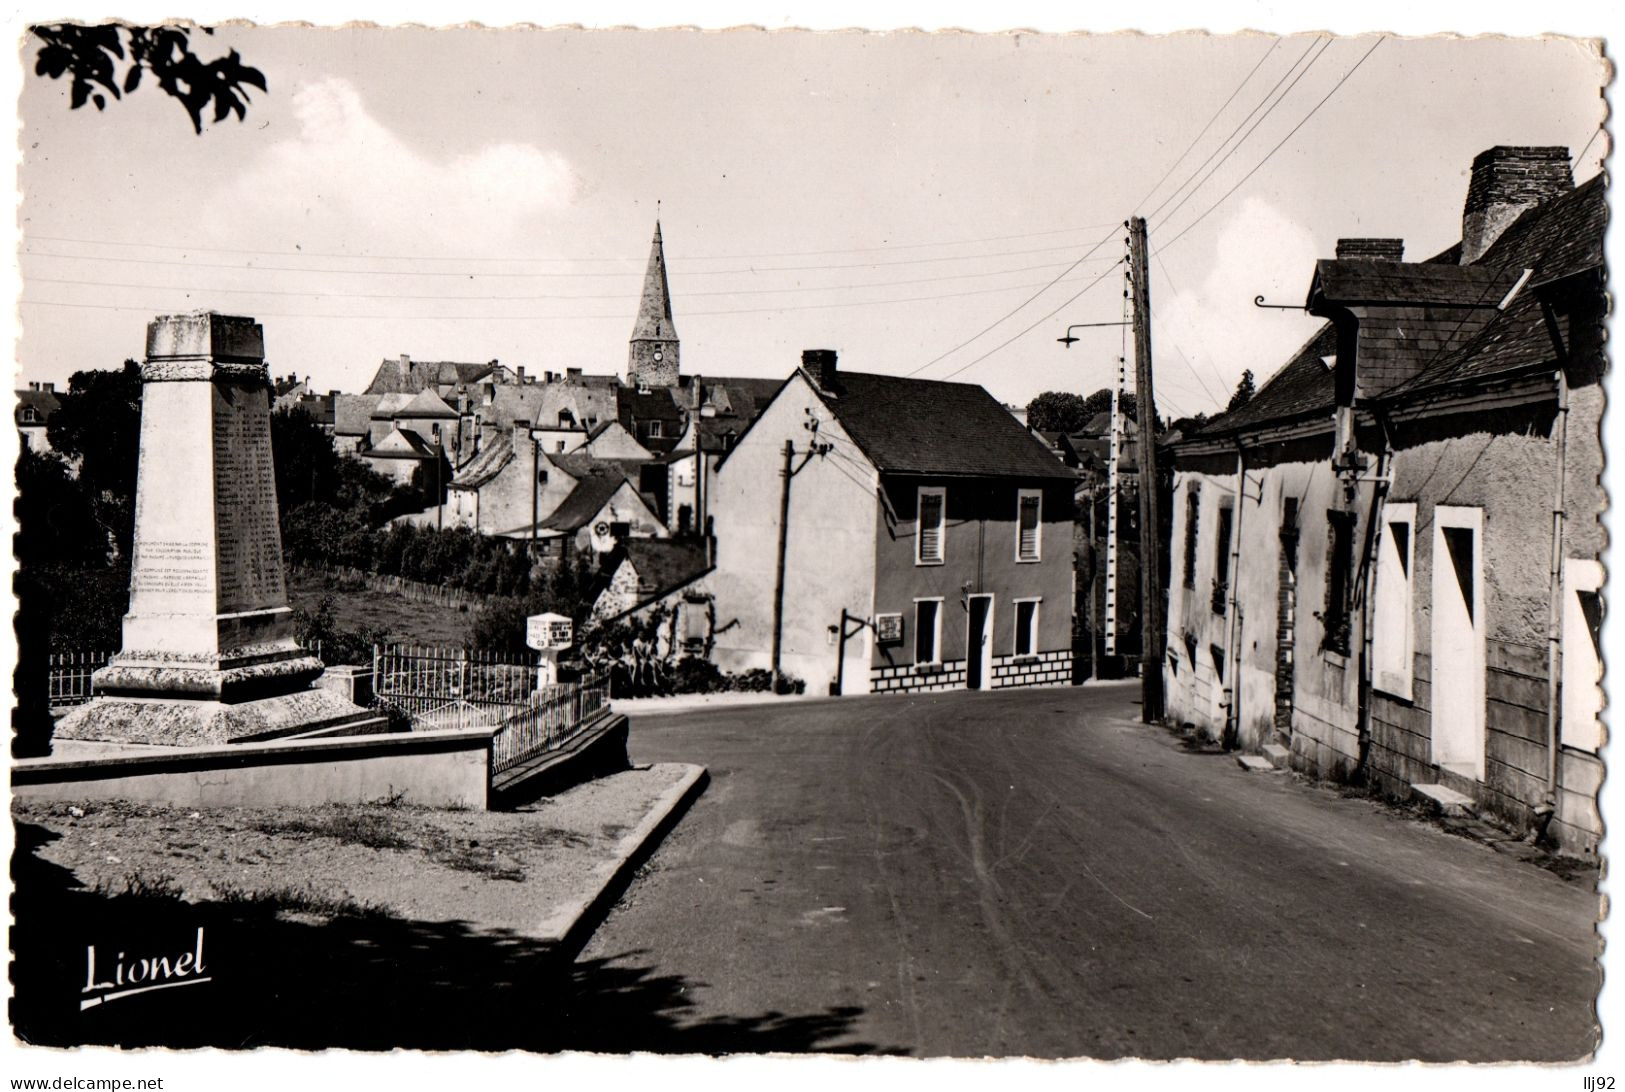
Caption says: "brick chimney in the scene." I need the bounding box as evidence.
[1460,146,1573,264]
[1336,238,1404,262]
[802,349,839,393]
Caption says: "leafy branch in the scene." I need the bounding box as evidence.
[31,24,267,134]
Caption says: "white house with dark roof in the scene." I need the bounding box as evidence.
[647,348,1077,695]
[16,382,61,454]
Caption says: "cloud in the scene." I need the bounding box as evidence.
[1153,196,1324,416]
[207,78,577,253]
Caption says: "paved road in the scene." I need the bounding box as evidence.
[575,682,1600,1060]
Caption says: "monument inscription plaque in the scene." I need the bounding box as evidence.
[54,311,378,747]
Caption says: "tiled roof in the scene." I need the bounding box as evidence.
[371,392,414,418]
[397,388,459,419]
[449,431,512,489]
[1194,324,1339,437]
[1396,173,1607,395]
[365,426,438,458]
[540,474,631,532]
[1308,260,1517,307]
[549,452,644,482]
[807,369,1076,480]
[364,358,498,395]
[15,387,60,424]
[333,393,384,436]
[622,539,711,600]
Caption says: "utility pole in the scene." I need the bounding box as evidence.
[1105,352,1123,660]
[770,440,796,689]
[1128,216,1165,722]
[770,432,831,689]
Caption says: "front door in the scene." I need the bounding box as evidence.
[1431,507,1485,779]
[966,594,993,689]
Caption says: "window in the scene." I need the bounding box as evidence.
[1322,509,1357,655]
[20,407,37,423]
[556,441,566,453]
[1182,485,1200,589]
[649,420,664,438]
[1372,503,1416,698]
[915,599,942,664]
[1212,505,1234,614]
[917,488,946,564]
[537,469,548,484]
[1013,599,1040,656]
[1016,490,1042,562]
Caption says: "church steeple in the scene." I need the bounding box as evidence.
[628,221,680,387]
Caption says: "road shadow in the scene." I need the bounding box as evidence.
[10,820,898,1055]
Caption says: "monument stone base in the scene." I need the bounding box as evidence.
[53,686,379,748]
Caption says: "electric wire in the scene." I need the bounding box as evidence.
[1149,36,1333,236]
[1134,37,1282,215]
[901,223,1124,377]
[26,221,1126,264]
[20,256,1117,302]
[1155,36,1387,254]
[1141,35,1328,226]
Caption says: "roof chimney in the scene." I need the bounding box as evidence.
[516,365,527,383]
[1336,238,1404,262]
[1461,146,1573,264]
[802,349,839,393]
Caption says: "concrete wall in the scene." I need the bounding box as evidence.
[707,372,878,693]
[459,447,579,537]
[867,475,1074,693]
[1366,398,1603,852]
[1165,442,1363,778]
[12,728,493,809]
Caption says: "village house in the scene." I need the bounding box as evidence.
[15,381,60,455]
[618,349,1077,695]
[1164,146,1605,853]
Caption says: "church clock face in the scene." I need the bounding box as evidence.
[653,350,663,362]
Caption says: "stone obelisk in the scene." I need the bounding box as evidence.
[54,312,377,747]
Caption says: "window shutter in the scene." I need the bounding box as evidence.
[919,492,944,562]
[1018,495,1040,560]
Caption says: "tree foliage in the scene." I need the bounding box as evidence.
[1226,369,1258,413]
[31,24,266,134]
[1025,391,1093,433]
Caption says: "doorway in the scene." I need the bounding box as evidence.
[1430,507,1485,779]
[966,594,994,689]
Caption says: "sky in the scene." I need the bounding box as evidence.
[12,26,1608,419]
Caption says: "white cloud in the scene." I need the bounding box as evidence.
[207,78,577,253]
[1153,196,1324,416]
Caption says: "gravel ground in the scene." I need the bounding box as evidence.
[13,762,693,936]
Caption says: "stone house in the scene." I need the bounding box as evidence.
[639,349,1077,695]
[1164,146,1605,853]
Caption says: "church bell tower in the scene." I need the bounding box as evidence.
[628,221,680,388]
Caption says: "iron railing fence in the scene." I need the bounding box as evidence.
[490,674,610,774]
[48,639,323,708]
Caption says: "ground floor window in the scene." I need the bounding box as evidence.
[915,599,942,664]
[1013,598,1040,656]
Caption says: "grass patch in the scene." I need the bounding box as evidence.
[212,881,396,921]
[249,806,416,852]
[286,568,474,649]
[94,871,185,901]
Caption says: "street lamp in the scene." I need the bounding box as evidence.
[1057,321,1130,347]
